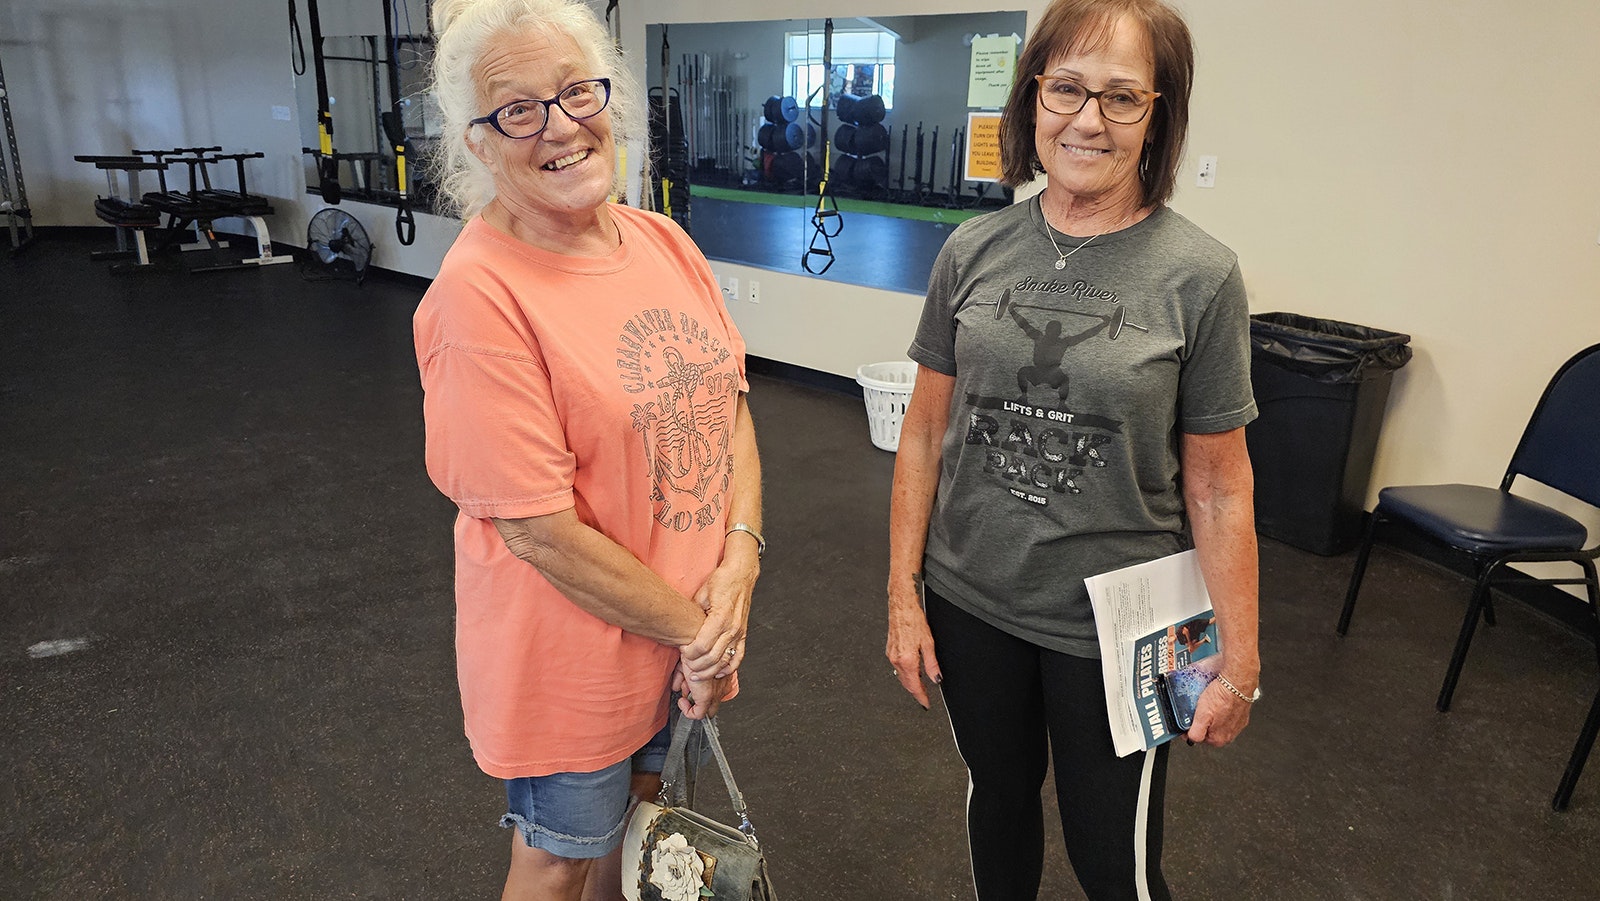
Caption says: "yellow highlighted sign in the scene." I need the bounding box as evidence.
[964,112,1003,184]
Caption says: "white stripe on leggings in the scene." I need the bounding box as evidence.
[1133,746,1157,901]
[940,696,982,901]
[944,695,1158,901]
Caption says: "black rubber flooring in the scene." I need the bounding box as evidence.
[4,233,1599,899]
[685,196,959,296]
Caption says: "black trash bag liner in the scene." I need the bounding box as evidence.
[1249,312,1412,384]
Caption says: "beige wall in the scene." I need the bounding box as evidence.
[1173,1,1600,495]
[631,1,1600,540]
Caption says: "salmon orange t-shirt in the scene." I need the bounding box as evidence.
[414,205,748,778]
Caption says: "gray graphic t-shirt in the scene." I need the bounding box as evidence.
[909,196,1256,657]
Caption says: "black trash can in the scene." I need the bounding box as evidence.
[1245,312,1413,555]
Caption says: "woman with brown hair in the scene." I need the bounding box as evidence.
[885,1,1260,897]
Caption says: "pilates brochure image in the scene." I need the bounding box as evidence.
[1085,549,1221,757]
[1136,617,1220,740]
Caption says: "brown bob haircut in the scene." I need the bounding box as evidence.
[999,0,1194,208]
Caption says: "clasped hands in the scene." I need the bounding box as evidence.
[673,557,757,719]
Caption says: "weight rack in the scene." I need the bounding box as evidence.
[1,48,38,253]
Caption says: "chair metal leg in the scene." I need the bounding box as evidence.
[1337,512,1382,636]
[1550,562,1600,811]
[1555,687,1600,811]
[1582,560,1600,675]
[1438,568,1498,712]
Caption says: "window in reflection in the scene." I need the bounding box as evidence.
[786,29,897,108]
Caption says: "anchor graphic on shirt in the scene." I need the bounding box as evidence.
[656,346,716,399]
[632,347,731,504]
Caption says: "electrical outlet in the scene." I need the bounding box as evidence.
[1195,155,1217,188]
[746,280,760,304]
[725,276,739,301]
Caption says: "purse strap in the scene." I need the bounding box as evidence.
[659,714,759,843]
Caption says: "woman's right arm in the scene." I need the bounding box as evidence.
[419,283,714,696]
[492,510,705,647]
[885,366,955,709]
[498,511,733,720]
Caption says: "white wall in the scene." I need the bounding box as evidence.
[6,0,1599,534]
[2,0,304,230]
[0,0,449,277]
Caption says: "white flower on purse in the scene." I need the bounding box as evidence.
[648,832,710,900]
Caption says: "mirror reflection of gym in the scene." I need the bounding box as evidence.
[289,0,439,225]
[644,12,1025,295]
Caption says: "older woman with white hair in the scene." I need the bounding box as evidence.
[412,1,763,898]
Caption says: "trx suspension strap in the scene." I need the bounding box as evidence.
[288,0,306,77]
[658,25,671,217]
[381,0,414,244]
[304,0,342,203]
[605,0,631,204]
[803,18,841,275]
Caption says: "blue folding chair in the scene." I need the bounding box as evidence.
[1338,343,1600,805]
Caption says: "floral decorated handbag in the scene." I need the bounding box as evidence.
[621,715,777,901]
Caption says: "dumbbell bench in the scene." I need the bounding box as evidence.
[74,154,169,272]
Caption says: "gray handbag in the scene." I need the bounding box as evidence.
[622,715,777,901]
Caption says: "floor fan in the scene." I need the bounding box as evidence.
[302,208,372,284]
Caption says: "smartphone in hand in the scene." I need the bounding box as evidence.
[1155,654,1224,732]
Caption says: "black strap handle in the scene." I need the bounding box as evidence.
[379,110,416,245]
[395,207,415,245]
[288,0,306,77]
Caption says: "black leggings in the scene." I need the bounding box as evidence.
[926,589,1171,901]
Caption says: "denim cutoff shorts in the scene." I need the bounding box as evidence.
[500,718,672,859]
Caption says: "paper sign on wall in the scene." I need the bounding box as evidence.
[964,112,1003,183]
[967,34,1016,108]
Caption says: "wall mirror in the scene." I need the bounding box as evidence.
[289,3,441,216]
[644,12,1026,296]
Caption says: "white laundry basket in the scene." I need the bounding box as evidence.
[856,362,918,452]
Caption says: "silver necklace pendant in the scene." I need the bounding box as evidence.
[1041,196,1136,274]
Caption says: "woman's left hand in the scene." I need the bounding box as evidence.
[680,553,758,679]
[673,659,733,719]
[1184,676,1255,747]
